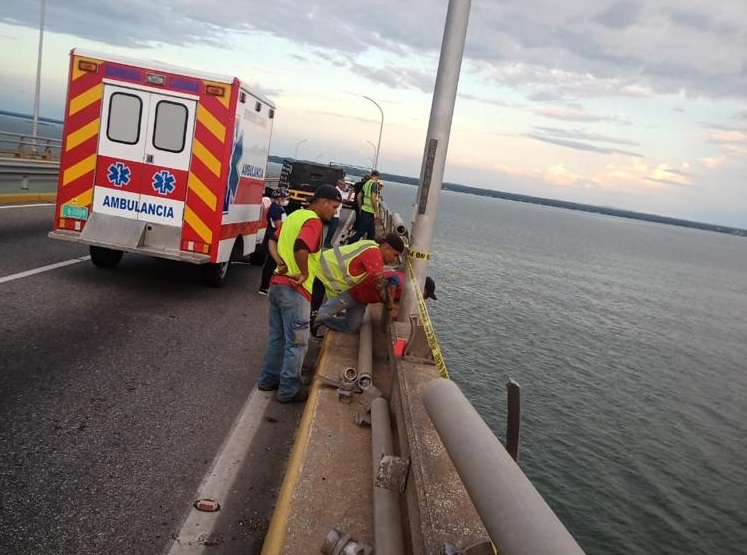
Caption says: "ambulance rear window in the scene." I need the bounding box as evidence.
[107,93,142,145]
[152,101,188,153]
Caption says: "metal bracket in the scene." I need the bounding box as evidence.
[403,314,435,364]
[442,540,495,555]
[374,454,410,493]
[321,529,373,555]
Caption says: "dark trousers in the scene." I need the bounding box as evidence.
[324,217,339,247]
[348,210,375,243]
[259,231,275,290]
[310,278,327,328]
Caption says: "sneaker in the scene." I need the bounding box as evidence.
[277,389,309,404]
[257,383,278,391]
[258,288,268,296]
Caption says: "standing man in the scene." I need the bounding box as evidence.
[257,184,342,403]
[348,171,380,243]
[323,178,347,249]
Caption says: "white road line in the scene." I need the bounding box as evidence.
[0,256,91,284]
[167,388,272,555]
[0,203,55,209]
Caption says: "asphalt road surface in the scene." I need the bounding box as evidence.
[0,204,303,555]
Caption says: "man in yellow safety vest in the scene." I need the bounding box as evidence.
[257,184,342,403]
[309,232,404,336]
[347,170,381,243]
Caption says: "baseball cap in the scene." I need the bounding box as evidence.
[312,184,342,202]
[424,276,437,300]
[379,232,404,253]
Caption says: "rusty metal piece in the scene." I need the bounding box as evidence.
[342,366,358,382]
[442,541,495,555]
[374,454,410,493]
[355,410,372,428]
[357,372,372,390]
[337,388,354,403]
[321,529,372,555]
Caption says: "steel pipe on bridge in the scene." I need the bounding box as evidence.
[423,378,586,555]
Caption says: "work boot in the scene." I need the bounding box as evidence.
[277,388,309,404]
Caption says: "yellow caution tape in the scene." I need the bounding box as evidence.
[407,249,431,260]
[406,259,449,380]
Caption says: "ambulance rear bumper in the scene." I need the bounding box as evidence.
[48,230,211,264]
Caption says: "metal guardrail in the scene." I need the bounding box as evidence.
[0,158,60,177]
[0,131,61,161]
[423,379,586,555]
[0,132,62,182]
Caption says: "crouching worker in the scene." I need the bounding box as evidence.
[309,233,405,337]
[314,271,438,335]
[257,185,341,403]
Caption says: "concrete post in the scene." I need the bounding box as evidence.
[399,0,472,320]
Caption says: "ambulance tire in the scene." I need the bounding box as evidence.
[205,262,229,288]
[89,246,123,269]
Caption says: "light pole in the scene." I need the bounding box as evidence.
[366,140,376,171]
[362,95,383,170]
[294,138,309,159]
[32,0,47,143]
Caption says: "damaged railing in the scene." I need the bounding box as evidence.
[377,200,586,554]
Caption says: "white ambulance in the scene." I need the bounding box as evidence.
[49,49,275,286]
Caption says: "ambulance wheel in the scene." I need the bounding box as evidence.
[90,246,123,269]
[205,261,229,288]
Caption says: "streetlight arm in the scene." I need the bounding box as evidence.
[362,96,384,170]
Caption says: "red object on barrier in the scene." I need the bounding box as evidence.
[393,339,406,357]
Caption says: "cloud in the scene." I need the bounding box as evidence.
[644,176,690,187]
[533,126,639,146]
[526,131,643,157]
[592,0,643,30]
[533,106,608,123]
[2,0,745,100]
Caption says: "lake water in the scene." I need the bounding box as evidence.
[380,181,747,555]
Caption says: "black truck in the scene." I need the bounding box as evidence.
[278,159,346,213]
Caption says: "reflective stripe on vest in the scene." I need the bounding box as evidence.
[276,208,321,294]
[361,179,376,214]
[317,240,378,296]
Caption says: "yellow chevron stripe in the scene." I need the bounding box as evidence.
[69,187,93,207]
[188,172,218,211]
[184,206,212,243]
[203,80,231,110]
[197,104,226,143]
[72,56,101,80]
[69,84,102,117]
[193,139,221,178]
[62,154,96,187]
[66,119,99,151]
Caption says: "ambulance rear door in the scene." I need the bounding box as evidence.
[93,83,197,228]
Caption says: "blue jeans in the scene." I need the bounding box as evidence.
[258,284,310,400]
[314,291,367,334]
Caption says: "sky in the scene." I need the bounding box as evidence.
[1,0,745,227]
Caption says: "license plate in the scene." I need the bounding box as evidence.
[61,204,89,220]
